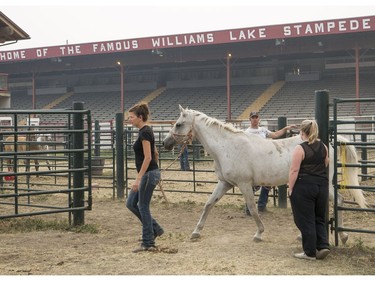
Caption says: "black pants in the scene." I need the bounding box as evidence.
[290,175,330,257]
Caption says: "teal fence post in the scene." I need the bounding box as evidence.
[115,113,124,199]
[72,101,85,226]
[277,116,288,208]
[315,90,330,236]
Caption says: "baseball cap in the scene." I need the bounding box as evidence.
[250,111,260,118]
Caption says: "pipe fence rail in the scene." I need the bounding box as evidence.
[0,104,92,225]
[332,97,375,245]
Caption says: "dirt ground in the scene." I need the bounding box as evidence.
[0,174,375,276]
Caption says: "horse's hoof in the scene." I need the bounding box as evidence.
[190,232,201,240]
[340,233,349,245]
[253,236,263,242]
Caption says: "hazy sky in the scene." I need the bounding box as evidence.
[1,0,374,51]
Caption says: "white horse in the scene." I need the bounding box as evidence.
[163,106,367,244]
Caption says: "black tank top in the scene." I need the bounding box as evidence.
[299,141,327,179]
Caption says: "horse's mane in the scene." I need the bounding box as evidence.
[186,109,242,134]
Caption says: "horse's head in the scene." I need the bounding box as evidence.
[163,105,194,151]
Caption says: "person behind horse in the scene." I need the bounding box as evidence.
[125,102,164,253]
[244,111,296,215]
[288,119,330,260]
[178,142,191,171]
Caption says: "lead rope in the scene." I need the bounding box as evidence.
[157,127,193,207]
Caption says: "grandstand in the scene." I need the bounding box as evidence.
[149,84,269,120]
[260,71,375,119]
[1,15,374,124]
[41,89,151,122]
[10,90,64,110]
[5,68,375,123]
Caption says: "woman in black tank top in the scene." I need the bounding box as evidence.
[288,120,330,261]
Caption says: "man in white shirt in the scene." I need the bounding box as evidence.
[244,111,296,214]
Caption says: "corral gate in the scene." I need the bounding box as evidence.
[331,97,375,246]
[0,103,92,225]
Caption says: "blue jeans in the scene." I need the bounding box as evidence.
[178,144,190,171]
[258,186,271,211]
[126,169,163,247]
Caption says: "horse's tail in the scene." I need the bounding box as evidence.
[337,135,368,208]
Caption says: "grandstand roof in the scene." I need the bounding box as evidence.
[0,11,30,46]
[0,15,374,60]
[1,14,374,121]
[0,15,374,76]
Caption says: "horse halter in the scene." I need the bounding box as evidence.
[171,115,195,145]
[171,126,193,145]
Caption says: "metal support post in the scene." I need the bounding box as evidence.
[277,116,288,208]
[73,102,85,226]
[315,90,330,237]
[115,113,124,199]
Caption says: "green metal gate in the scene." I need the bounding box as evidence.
[331,97,375,245]
[0,103,92,225]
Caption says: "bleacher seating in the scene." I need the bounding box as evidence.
[260,72,375,119]
[149,84,270,121]
[7,70,374,123]
[10,90,64,110]
[41,90,151,123]
[8,90,66,123]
